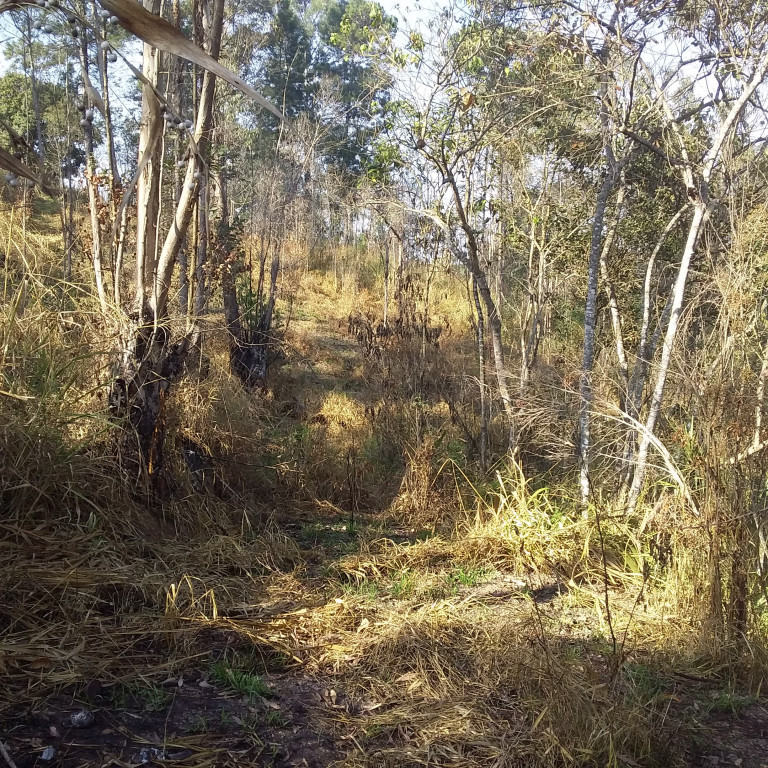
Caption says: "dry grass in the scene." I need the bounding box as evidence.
[3,219,768,767]
[319,602,684,767]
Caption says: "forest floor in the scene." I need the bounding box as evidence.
[3,280,768,768]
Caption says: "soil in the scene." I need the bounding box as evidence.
[4,573,768,768]
[2,670,346,767]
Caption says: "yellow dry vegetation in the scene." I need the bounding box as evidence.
[1,207,766,767]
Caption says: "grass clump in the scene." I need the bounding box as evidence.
[111,681,171,712]
[389,570,416,598]
[338,577,381,601]
[325,601,683,767]
[210,656,274,700]
[446,564,493,588]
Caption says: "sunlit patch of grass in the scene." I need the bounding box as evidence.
[211,663,273,699]
[323,598,685,767]
[446,564,494,588]
[389,570,416,599]
[338,578,381,601]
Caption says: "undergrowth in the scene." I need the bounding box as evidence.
[2,214,768,767]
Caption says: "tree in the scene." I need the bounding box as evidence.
[0,0,284,494]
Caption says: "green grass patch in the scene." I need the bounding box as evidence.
[211,655,274,700]
[622,663,666,703]
[263,708,290,728]
[707,690,755,715]
[339,578,380,601]
[111,681,170,712]
[446,565,493,588]
[390,570,416,598]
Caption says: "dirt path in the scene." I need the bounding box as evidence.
[3,289,768,768]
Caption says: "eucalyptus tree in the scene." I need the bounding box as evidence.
[622,0,768,511]
[382,8,526,452]
[485,0,768,504]
[0,0,282,494]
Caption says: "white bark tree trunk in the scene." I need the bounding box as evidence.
[627,48,768,511]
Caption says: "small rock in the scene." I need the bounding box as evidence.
[70,709,94,728]
[48,726,60,738]
[133,746,168,764]
[41,746,56,761]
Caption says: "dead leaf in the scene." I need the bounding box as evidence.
[26,656,54,670]
[95,0,282,119]
[0,146,54,196]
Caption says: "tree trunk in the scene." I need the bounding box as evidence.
[599,182,628,402]
[151,0,223,320]
[619,205,687,491]
[627,202,708,511]
[383,235,390,328]
[579,171,617,503]
[626,47,768,511]
[109,0,225,496]
[472,275,488,471]
[134,0,162,318]
[77,33,107,314]
[442,167,516,451]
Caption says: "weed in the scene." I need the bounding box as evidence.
[220,709,234,727]
[211,659,273,700]
[240,715,265,748]
[339,578,380,601]
[186,715,209,734]
[446,565,492,588]
[707,690,755,715]
[110,686,128,710]
[363,724,384,740]
[299,521,357,549]
[110,682,170,712]
[264,709,290,728]
[136,683,171,712]
[390,570,415,598]
[427,582,455,600]
[260,651,292,672]
[623,663,665,702]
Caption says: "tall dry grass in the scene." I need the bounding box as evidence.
[2,208,768,768]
